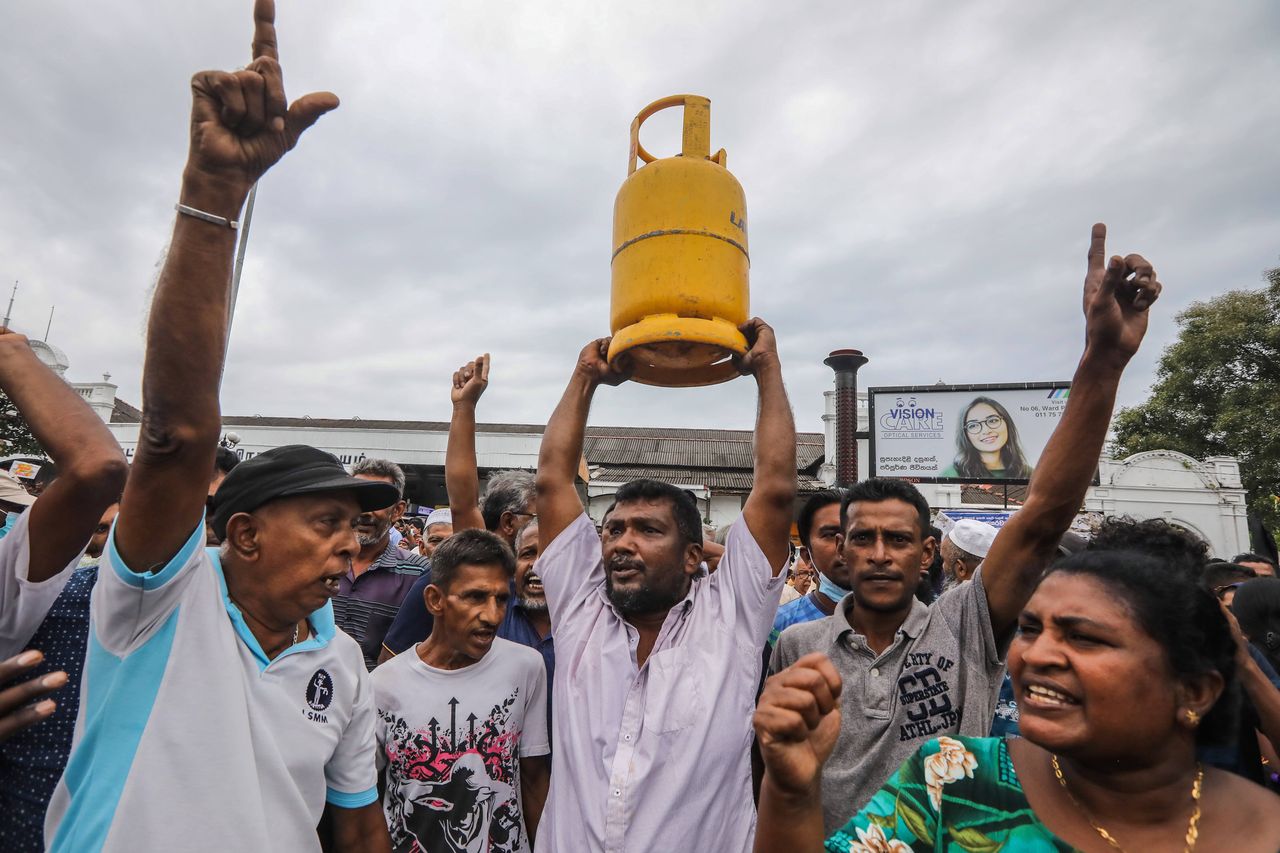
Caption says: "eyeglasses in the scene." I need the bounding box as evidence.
[1214,582,1245,598]
[964,415,1005,435]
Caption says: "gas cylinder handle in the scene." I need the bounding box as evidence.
[629,94,726,176]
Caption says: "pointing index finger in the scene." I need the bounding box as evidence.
[252,0,279,61]
[1087,223,1107,272]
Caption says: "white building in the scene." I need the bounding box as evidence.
[44,344,1251,556]
[816,389,1251,557]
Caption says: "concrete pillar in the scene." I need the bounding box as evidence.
[824,349,869,487]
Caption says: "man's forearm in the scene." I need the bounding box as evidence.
[521,771,548,841]
[140,171,247,441]
[0,342,123,479]
[752,363,797,504]
[535,369,597,547]
[1,340,128,582]
[538,372,595,487]
[981,346,1129,630]
[115,172,248,570]
[1018,347,1125,531]
[445,402,483,531]
[754,777,826,853]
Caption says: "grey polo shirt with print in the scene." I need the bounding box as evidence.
[769,566,1008,835]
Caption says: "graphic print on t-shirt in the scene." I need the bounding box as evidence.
[896,652,961,742]
[380,689,525,853]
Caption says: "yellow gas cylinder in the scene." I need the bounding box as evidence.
[608,94,749,387]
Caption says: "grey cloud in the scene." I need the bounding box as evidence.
[2,0,1276,436]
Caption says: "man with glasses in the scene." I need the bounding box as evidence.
[332,459,430,670]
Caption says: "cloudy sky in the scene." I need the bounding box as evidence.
[2,1,1276,435]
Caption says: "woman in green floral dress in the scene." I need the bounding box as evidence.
[754,551,1280,852]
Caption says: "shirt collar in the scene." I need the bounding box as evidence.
[828,591,931,644]
[211,547,336,672]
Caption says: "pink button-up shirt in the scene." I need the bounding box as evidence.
[534,513,786,853]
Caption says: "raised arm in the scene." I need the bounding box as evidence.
[114,0,338,571]
[535,339,628,550]
[445,354,488,533]
[736,319,797,573]
[982,223,1161,636]
[0,332,126,582]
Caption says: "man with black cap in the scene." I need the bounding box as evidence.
[43,5,390,852]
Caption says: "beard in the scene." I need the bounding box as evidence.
[517,597,549,613]
[605,555,686,616]
[356,514,392,546]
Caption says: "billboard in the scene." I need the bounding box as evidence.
[868,382,1072,484]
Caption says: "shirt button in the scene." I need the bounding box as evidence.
[614,789,621,797]
[624,733,631,741]
[870,668,880,677]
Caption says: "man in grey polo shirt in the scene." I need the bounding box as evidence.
[770,223,1162,832]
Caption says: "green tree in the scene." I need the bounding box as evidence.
[1111,266,1280,537]
[0,390,44,457]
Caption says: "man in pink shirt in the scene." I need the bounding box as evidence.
[532,320,796,852]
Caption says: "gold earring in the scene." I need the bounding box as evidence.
[1185,709,1201,726]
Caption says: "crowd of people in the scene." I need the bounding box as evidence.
[1,3,1279,851]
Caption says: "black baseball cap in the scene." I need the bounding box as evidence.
[210,445,400,540]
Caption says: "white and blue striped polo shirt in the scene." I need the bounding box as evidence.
[44,520,378,852]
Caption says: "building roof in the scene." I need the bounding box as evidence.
[585,426,825,471]
[111,398,142,422]
[591,464,828,493]
[110,400,828,493]
[961,484,1027,505]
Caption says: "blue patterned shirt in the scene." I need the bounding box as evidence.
[0,563,97,853]
[769,592,830,647]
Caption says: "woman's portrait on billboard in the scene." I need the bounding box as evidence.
[942,396,1033,479]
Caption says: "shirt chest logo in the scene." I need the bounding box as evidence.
[305,669,334,723]
[896,652,960,741]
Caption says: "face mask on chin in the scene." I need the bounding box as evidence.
[816,572,849,603]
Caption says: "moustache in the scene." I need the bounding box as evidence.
[607,556,645,573]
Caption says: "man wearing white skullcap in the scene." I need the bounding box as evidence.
[940,519,998,590]
[422,508,454,559]
[940,518,1024,739]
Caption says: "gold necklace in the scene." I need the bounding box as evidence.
[1051,755,1203,852]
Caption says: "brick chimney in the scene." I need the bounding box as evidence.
[824,349,869,487]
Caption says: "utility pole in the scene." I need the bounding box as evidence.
[3,281,16,329]
[226,183,258,350]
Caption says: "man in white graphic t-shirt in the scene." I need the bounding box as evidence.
[375,529,550,853]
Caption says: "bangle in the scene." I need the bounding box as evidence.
[175,202,239,231]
